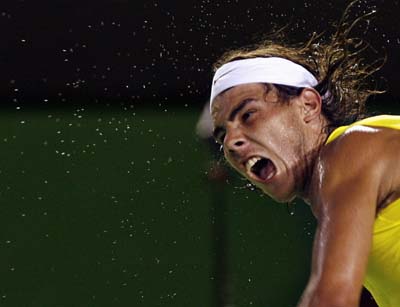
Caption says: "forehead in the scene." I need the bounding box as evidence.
[211,83,266,124]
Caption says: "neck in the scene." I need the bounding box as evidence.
[297,120,331,205]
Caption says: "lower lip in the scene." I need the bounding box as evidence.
[248,166,277,184]
[261,160,277,182]
[260,169,276,184]
[264,170,276,182]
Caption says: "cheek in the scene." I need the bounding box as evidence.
[223,149,235,167]
[262,115,303,160]
[224,152,242,174]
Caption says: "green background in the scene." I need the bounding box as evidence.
[0,103,397,306]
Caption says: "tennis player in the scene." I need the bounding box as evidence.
[209,11,400,307]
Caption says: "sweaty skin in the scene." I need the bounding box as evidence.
[212,83,327,202]
[211,83,400,307]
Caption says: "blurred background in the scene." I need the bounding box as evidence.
[0,0,399,306]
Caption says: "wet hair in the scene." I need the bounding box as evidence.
[212,1,385,132]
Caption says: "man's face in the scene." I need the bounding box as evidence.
[212,83,308,202]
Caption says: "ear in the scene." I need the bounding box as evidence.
[298,88,322,123]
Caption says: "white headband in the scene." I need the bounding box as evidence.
[210,57,318,111]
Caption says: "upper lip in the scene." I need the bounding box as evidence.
[240,154,267,167]
[240,154,269,173]
[236,154,277,184]
[227,150,274,180]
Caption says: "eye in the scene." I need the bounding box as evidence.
[215,132,226,145]
[242,109,256,122]
[213,127,226,145]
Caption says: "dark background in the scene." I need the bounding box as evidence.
[0,0,399,306]
[1,0,400,107]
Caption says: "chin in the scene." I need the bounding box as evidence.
[260,186,296,203]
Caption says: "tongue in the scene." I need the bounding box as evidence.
[259,160,275,180]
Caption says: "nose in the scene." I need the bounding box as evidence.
[224,128,248,156]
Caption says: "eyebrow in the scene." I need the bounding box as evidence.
[229,99,252,121]
[212,99,253,140]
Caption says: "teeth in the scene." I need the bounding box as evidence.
[246,156,262,172]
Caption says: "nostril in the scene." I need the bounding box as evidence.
[234,140,244,147]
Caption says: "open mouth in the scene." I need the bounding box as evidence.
[246,156,277,182]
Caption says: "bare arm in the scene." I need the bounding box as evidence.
[298,180,377,306]
[298,128,390,307]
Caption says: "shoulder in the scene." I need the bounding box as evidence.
[323,125,391,166]
[310,125,397,216]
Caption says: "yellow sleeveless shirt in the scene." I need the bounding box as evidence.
[326,115,400,307]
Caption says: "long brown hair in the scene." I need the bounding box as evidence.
[213,1,385,131]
